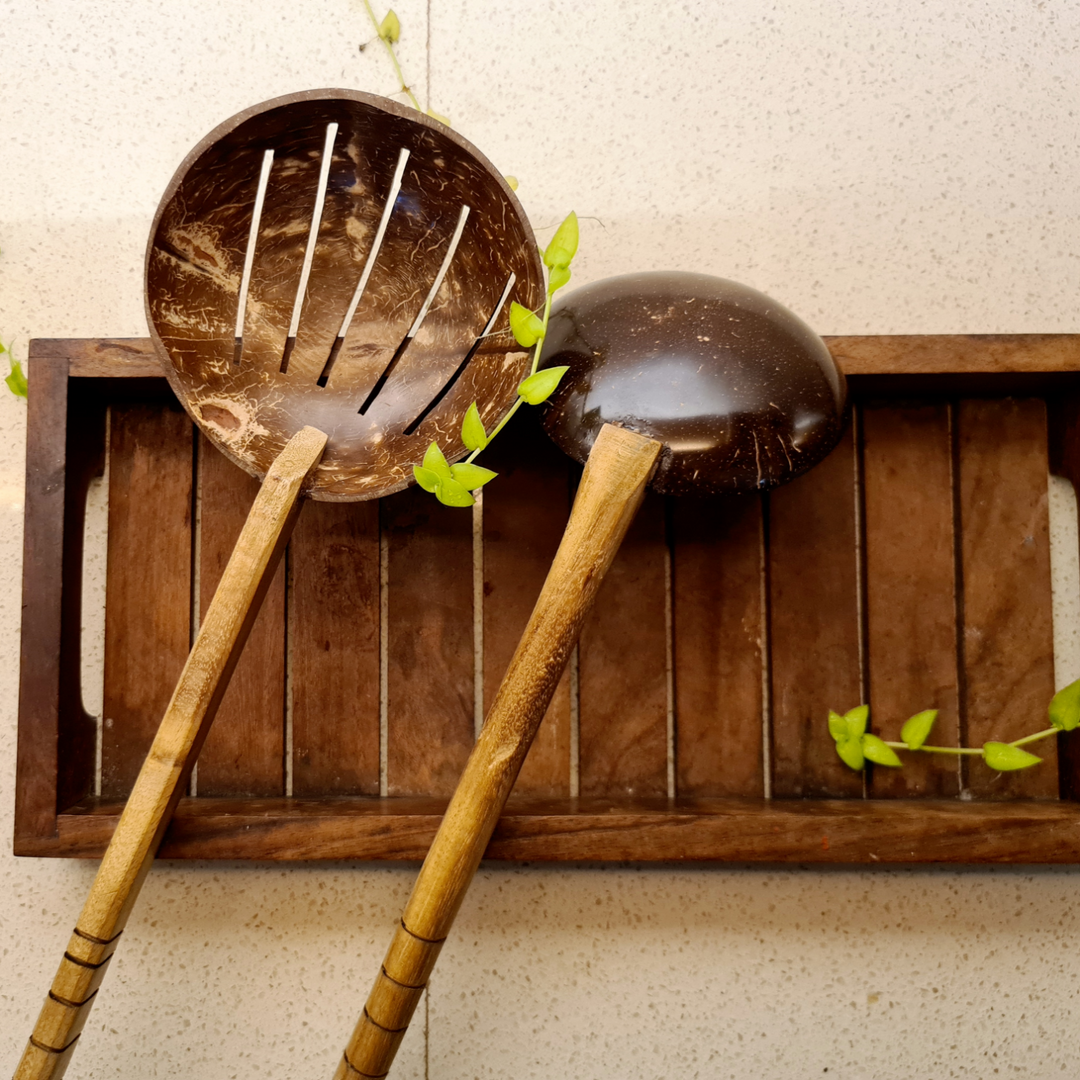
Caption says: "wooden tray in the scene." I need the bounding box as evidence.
[15,336,1080,862]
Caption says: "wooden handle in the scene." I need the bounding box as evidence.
[336,423,662,1079]
[14,426,327,1080]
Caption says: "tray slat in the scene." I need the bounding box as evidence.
[768,425,864,798]
[481,415,574,796]
[195,434,287,796]
[958,398,1058,798]
[862,401,962,798]
[671,494,765,797]
[385,487,474,796]
[101,404,194,797]
[289,499,381,796]
[578,492,669,797]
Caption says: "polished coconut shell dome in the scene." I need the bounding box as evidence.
[539,271,846,496]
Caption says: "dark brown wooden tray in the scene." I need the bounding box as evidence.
[15,336,1080,862]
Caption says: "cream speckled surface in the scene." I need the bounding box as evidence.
[3,1,1080,1077]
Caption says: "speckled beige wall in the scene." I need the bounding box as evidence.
[3,2,1080,1077]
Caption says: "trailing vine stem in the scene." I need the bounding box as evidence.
[360,1,423,113]
[412,213,579,508]
[461,285,558,467]
[828,680,1080,774]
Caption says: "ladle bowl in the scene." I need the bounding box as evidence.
[540,270,846,495]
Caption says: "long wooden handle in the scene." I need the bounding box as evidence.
[14,426,327,1080]
[335,423,662,1079]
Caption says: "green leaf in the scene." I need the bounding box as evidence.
[516,369,570,406]
[434,475,475,507]
[413,465,440,493]
[862,734,903,768]
[900,709,938,750]
[547,264,571,293]
[504,175,519,191]
[518,366,569,405]
[509,301,545,348]
[543,211,579,269]
[844,704,869,740]
[983,741,1042,772]
[461,402,488,452]
[450,462,497,491]
[378,9,401,43]
[827,709,847,743]
[1049,677,1080,732]
[5,358,27,399]
[422,441,453,481]
[836,736,865,771]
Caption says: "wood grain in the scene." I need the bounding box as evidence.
[482,414,572,796]
[957,398,1058,798]
[384,486,474,796]
[826,334,1080,375]
[31,338,162,378]
[100,404,194,798]
[578,491,669,798]
[861,402,961,797]
[195,436,287,796]
[671,494,765,797]
[289,499,380,796]
[16,355,74,846]
[769,425,864,798]
[30,334,1080,379]
[41,796,1080,864]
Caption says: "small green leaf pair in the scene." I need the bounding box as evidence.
[828,705,902,770]
[413,442,496,508]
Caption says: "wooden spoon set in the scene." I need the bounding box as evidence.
[14,91,845,1080]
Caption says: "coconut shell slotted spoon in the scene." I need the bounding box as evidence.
[337,271,846,1079]
[14,89,542,1080]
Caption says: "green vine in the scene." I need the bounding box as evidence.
[413,212,578,507]
[355,5,576,505]
[828,676,1080,773]
[359,3,450,125]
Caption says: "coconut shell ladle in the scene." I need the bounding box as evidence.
[14,89,543,1080]
[337,270,846,1078]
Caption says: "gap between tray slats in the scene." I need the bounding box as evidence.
[93,392,1065,808]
